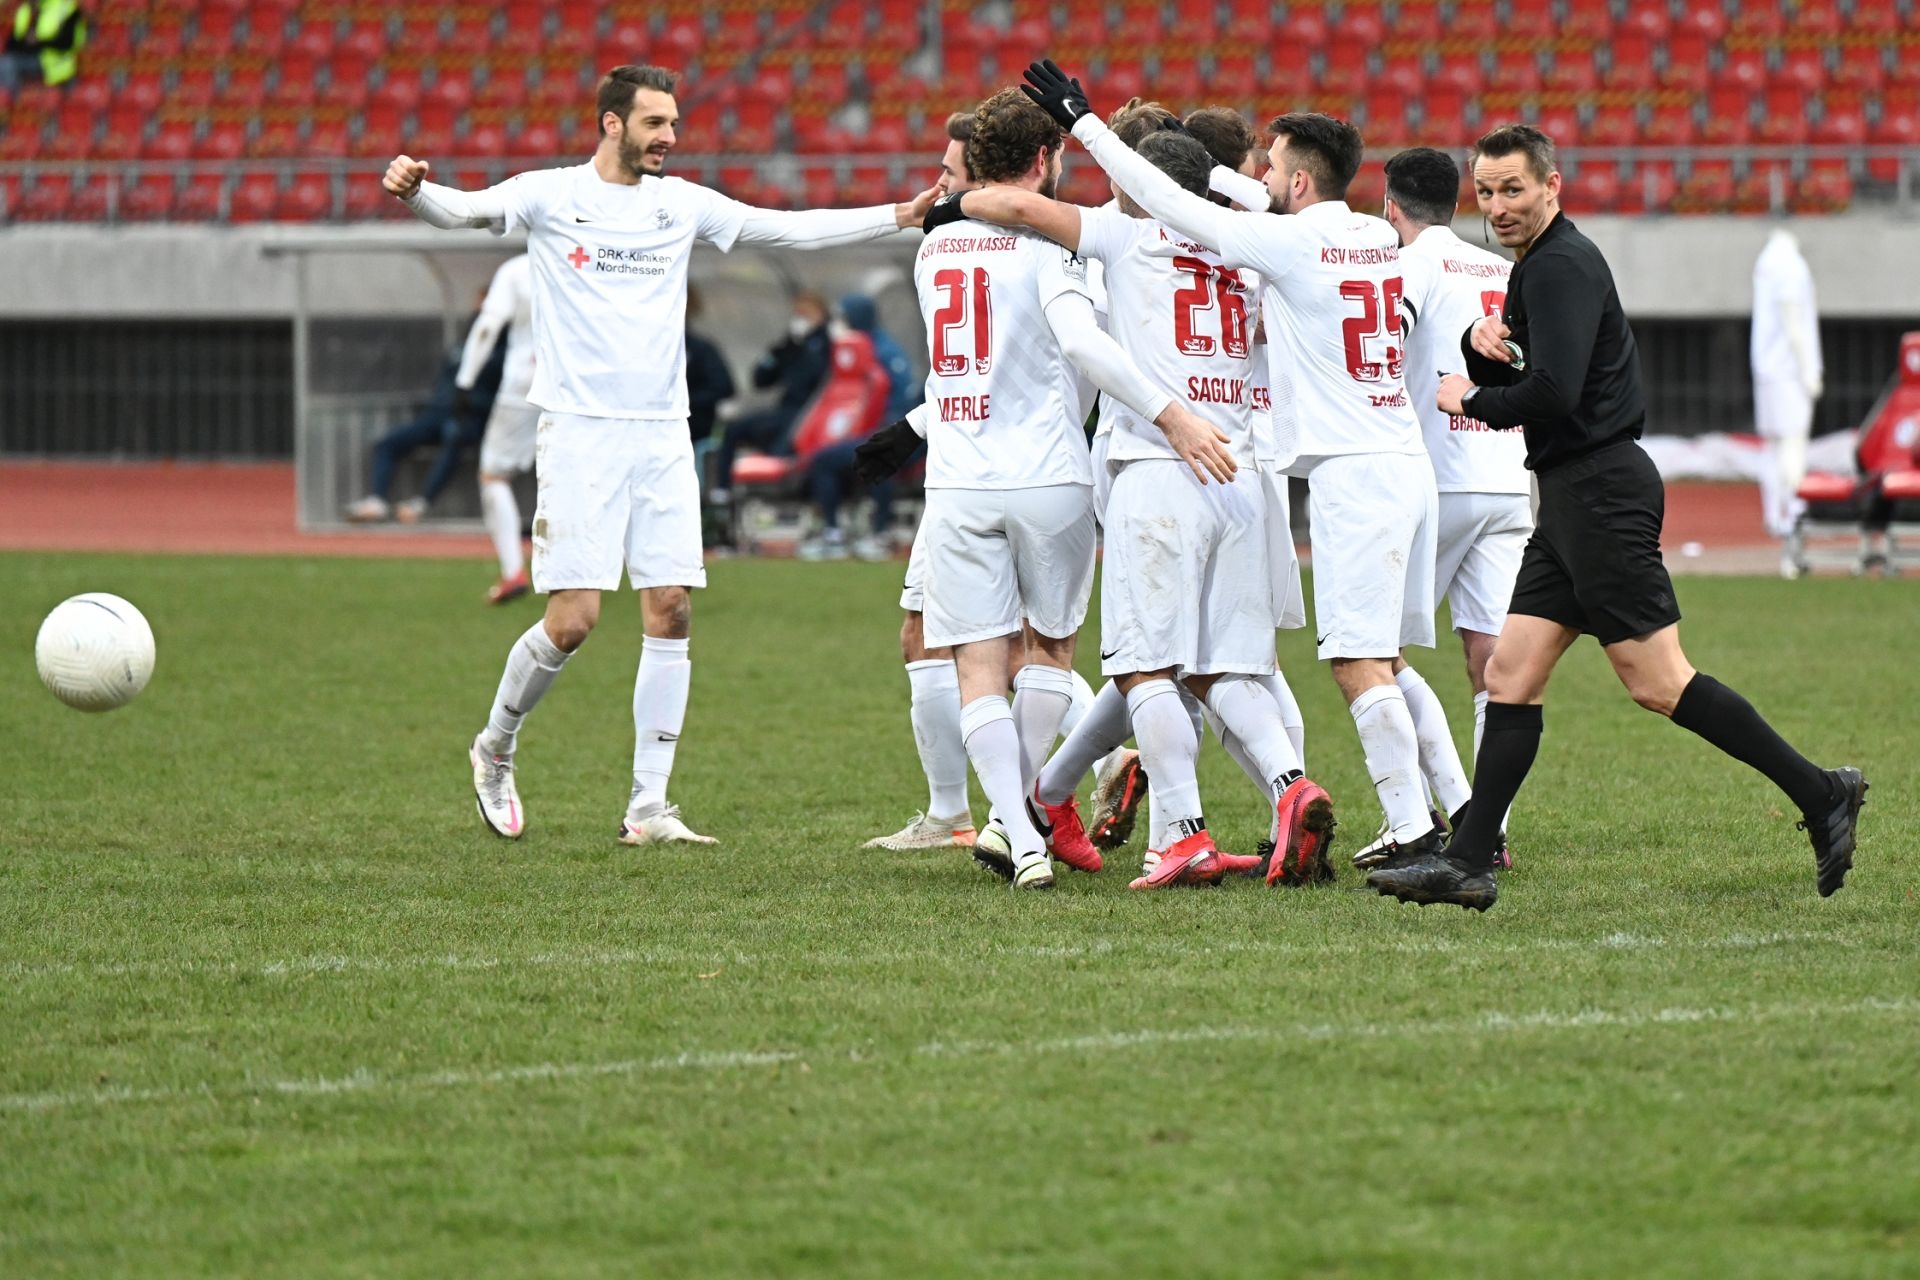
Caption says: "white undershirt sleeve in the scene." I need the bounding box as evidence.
[1209,165,1272,213]
[906,400,931,438]
[734,205,901,249]
[1045,291,1174,425]
[402,181,510,231]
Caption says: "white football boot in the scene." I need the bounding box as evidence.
[970,818,1015,881]
[1011,847,1056,891]
[470,736,525,838]
[863,811,978,851]
[620,801,718,846]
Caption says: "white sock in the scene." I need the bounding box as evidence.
[906,659,969,821]
[479,477,524,579]
[1349,684,1431,843]
[1036,678,1130,804]
[1258,670,1307,773]
[1128,680,1203,835]
[1061,668,1096,737]
[1202,702,1280,841]
[961,695,1044,853]
[1473,689,1490,763]
[1011,664,1076,790]
[630,635,690,815]
[1203,675,1303,789]
[480,620,570,756]
[1396,665,1471,817]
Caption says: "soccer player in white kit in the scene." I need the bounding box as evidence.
[913,89,1236,890]
[1345,146,1534,869]
[1025,61,1447,869]
[382,65,936,844]
[453,252,540,604]
[1750,227,1823,559]
[945,127,1336,889]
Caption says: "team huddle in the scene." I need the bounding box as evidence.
[384,57,1867,915]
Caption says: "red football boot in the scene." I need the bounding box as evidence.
[1027,784,1103,873]
[1265,777,1337,886]
[1128,829,1224,889]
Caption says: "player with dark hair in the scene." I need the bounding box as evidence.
[1367,125,1867,909]
[384,63,936,846]
[1183,107,1262,189]
[1021,60,1447,877]
[1348,146,1531,869]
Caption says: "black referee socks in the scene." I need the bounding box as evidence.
[1452,701,1543,871]
[1670,673,1833,814]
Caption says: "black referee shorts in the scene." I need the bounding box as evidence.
[1509,439,1681,646]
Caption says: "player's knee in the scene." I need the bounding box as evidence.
[647,588,692,639]
[544,611,596,653]
[1626,677,1682,717]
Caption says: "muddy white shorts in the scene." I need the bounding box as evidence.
[1259,462,1308,631]
[1304,451,1438,660]
[1434,490,1532,637]
[478,397,540,476]
[531,412,704,593]
[1099,460,1274,677]
[920,483,1096,648]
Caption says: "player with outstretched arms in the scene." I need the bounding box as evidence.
[1021,60,1447,869]
[1348,146,1533,870]
[383,64,936,845]
[927,123,1337,889]
[909,89,1235,890]
[454,252,540,605]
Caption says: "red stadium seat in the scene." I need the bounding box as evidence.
[1699,88,1753,144]
[354,103,406,156]
[220,66,269,110]
[286,19,336,60]
[1346,167,1385,215]
[1811,94,1867,146]
[121,174,176,221]
[424,72,476,113]
[1211,52,1257,100]
[1734,160,1792,213]
[1659,33,1712,92]
[1340,3,1387,44]
[0,113,41,162]
[318,59,372,111]
[444,16,495,56]
[339,20,386,62]
[144,120,196,161]
[1429,52,1486,97]
[1603,36,1656,91]
[1565,161,1622,213]
[1774,47,1827,94]
[1507,0,1556,39]
[122,72,166,114]
[1586,104,1640,148]
[1675,158,1735,212]
[1674,0,1729,38]
[65,173,111,221]
[194,121,247,160]
[1731,4,1786,36]
[1643,103,1697,147]
[248,120,302,158]
[1102,59,1149,105]
[1543,49,1600,94]
[1319,38,1371,96]
[1378,52,1425,96]
[1850,0,1901,33]
[308,118,349,158]
[1157,55,1204,104]
[1791,161,1852,213]
[1619,3,1670,39]
[1790,0,1842,35]
[268,57,318,108]
[870,0,925,48]
[1756,88,1809,144]
[1562,0,1613,40]
[1392,1,1444,44]
[1716,45,1768,93]
[273,173,331,221]
[370,71,423,113]
[1447,0,1497,42]
[1275,5,1329,49]
[1867,99,1920,184]
[512,119,562,156]
[1832,45,1887,92]
[15,174,72,221]
[1114,1,1168,44]
[141,19,189,61]
[1533,102,1581,148]
[95,109,147,161]
[503,3,547,43]
[1222,3,1272,44]
[174,174,226,221]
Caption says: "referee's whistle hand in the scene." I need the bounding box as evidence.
[383,156,429,199]
[1437,374,1474,416]
[1470,315,1513,363]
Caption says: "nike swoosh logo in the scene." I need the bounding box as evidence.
[1100,647,1119,660]
[573,216,592,223]
[1316,635,1330,646]
[655,732,679,743]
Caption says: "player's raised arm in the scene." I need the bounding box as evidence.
[942,185,1086,256]
[383,154,510,230]
[730,185,942,249]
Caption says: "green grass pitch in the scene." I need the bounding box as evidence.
[3,550,1916,1278]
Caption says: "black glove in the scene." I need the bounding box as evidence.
[1021,58,1092,131]
[921,190,970,235]
[853,418,922,485]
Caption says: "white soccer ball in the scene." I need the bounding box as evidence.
[34,593,156,712]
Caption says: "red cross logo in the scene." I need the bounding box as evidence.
[567,245,590,269]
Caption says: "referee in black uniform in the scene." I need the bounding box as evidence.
[1369,125,1867,911]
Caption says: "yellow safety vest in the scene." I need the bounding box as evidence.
[12,0,85,87]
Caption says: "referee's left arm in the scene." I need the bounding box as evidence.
[1463,252,1602,429]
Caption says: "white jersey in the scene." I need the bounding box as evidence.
[490,164,752,420]
[1208,200,1425,468]
[1751,229,1821,385]
[1075,203,1260,464]
[1074,255,1110,429]
[456,253,536,405]
[1399,225,1528,495]
[914,221,1097,490]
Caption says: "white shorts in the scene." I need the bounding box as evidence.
[899,520,929,613]
[1435,491,1532,637]
[921,484,1096,649]
[1305,452,1438,660]
[1090,428,1115,524]
[1754,378,1813,441]
[478,397,539,475]
[1260,463,1307,631]
[1100,460,1274,677]
[531,412,705,593]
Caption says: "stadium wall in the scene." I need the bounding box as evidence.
[3,215,1917,458]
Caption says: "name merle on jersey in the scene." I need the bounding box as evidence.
[940,394,992,422]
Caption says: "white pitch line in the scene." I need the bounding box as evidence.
[4,995,1914,1116]
[0,928,1859,985]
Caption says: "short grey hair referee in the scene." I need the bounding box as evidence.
[1368,125,1867,912]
